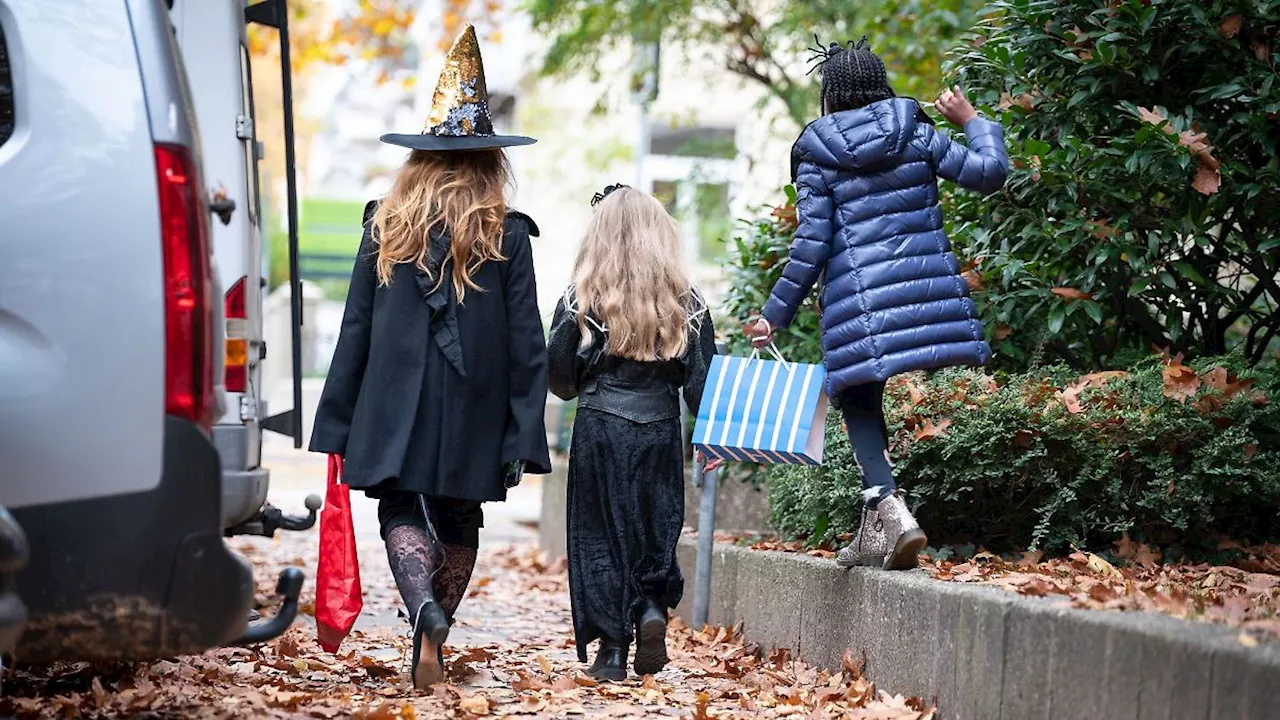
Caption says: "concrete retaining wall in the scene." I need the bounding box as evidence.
[683,476,773,535]
[670,539,1280,720]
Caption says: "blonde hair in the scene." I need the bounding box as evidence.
[372,149,510,298]
[572,188,695,361]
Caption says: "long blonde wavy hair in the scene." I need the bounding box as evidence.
[371,149,510,298]
[572,188,694,361]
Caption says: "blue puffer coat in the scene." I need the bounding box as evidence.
[762,97,1009,396]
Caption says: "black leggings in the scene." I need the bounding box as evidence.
[837,381,896,506]
[376,492,484,548]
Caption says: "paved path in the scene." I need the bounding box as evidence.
[260,436,548,637]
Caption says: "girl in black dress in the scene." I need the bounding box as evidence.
[310,27,551,689]
[547,185,717,681]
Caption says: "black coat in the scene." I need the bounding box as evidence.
[310,202,552,502]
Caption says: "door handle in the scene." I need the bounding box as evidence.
[209,185,236,226]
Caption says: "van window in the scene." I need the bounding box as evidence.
[0,26,14,147]
[240,43,259,225]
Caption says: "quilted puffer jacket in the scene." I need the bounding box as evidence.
[762,97,1009,396]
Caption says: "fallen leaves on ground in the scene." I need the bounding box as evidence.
[715,530,1280,645]
[3,543,935,719]
[922,535,1280,644]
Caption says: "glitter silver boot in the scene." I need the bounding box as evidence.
[836,506,887,568]
[877,494,927,571]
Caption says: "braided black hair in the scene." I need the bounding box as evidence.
[807,36,895,115]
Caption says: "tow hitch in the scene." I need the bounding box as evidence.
[225,495,322,538]
[233,567,304,646]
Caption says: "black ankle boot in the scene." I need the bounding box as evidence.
[633,599,669,676]
[587,639,628,682]
[410,600,450,690]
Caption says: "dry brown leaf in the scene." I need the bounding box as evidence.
[1219,14,1243,39]
[1085,219,1117,239]
[1253,39,1271,61]
[511,670,550,691]
[994,324,1014,341]
[913,418,951,441]
[962,269,985,291]
[1193,164,1221,195]
[1162,363,1201,402]
[1017,549,1045,567]
[691,692,712,720]
[1136,106,1167,126]
[1051,287,1092,302]
[459,693,492,716]
[552,675,579,692]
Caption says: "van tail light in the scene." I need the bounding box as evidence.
[224,276,248,393]
[156,143,216,430]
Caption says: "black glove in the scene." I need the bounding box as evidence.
[503,460,526,489]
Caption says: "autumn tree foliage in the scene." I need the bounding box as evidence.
[946,0,1280,369]
[526,0,981,127]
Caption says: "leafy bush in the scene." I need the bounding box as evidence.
[769,356,1280,553]
[720,186,824,364]
[945,0,1280,370]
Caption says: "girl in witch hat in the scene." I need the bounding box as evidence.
[310,26,551,689]
[547,185,718,681]
[745,38,1009,570]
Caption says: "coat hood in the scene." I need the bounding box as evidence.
[792,98,931,175]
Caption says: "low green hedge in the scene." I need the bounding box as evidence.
[768,356,1280,554]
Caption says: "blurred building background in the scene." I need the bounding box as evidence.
[263,0,798,421]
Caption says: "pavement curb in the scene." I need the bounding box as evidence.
[669,538,1280,720]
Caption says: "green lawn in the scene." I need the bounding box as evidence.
[299,198,366,256]
[267,197,366,289]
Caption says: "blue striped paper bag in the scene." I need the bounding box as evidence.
[692,354,828,465]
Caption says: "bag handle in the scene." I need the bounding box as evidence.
[328,454,343,487]
[747,342,794,372]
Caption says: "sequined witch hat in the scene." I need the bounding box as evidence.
[380,25,535,151]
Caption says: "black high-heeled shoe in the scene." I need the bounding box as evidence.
[409,600,450,689]
[633,599,668,676]
[587,639,629,682]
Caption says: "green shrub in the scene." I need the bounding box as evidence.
[769,356,1280,553]
[945,0,1280,369]
[720,186,824,365]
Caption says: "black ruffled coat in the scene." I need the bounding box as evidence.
[309,202,552,501]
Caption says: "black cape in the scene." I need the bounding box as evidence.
[309,201,552,501]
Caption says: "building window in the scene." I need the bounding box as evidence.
[646,124,738,264]
[650,125,736,159]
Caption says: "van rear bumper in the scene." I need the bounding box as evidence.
[11,416,254,663]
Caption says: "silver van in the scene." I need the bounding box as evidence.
[0,0,299,663]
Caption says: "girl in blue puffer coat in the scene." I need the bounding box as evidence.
[745,38,1009,571]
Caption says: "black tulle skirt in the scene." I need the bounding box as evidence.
[566,408,685,661]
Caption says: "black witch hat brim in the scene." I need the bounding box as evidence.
[379,133,537,151]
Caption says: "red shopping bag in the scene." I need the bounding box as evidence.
[315,454,362,653]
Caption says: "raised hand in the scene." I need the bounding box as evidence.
[936,86,978,126]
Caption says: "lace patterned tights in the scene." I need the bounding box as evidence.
[384,527,478,622]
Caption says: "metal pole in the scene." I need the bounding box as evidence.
[631,39,658,192]
[635,103,649,190]
[691,462,718,629]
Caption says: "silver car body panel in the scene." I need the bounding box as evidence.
[0,0,177,508]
